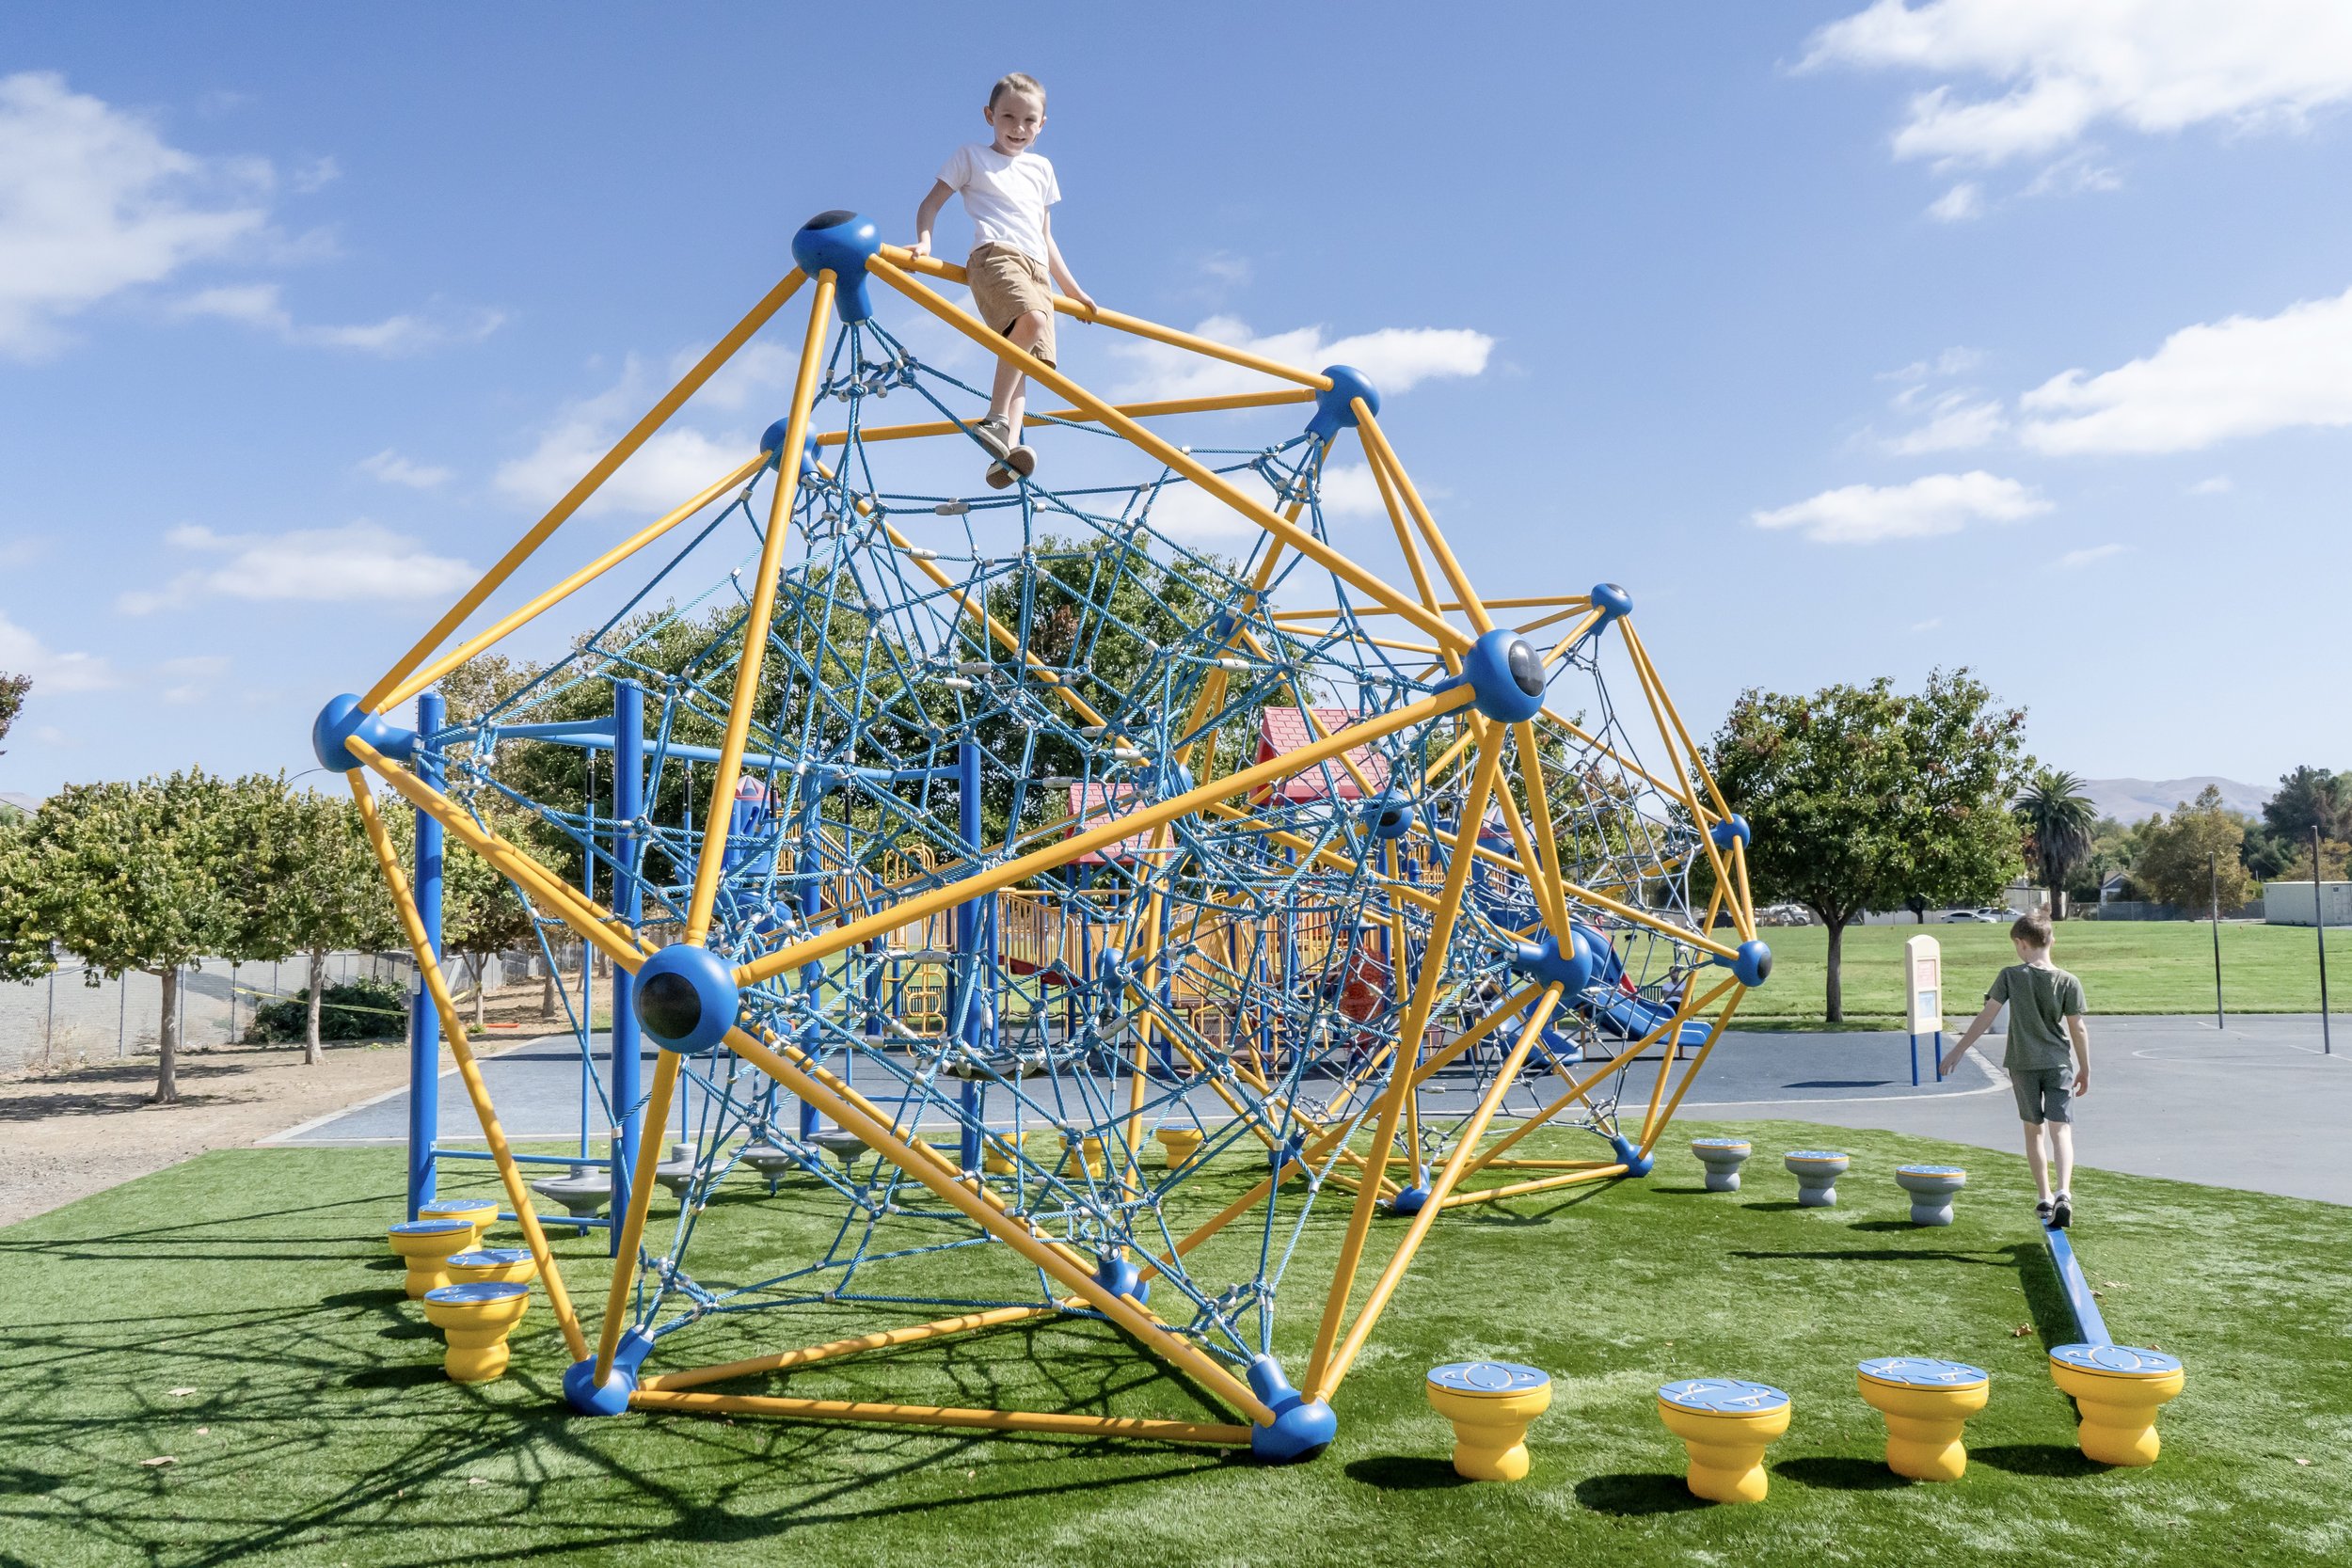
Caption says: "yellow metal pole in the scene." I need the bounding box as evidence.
[1636,991,1745,1158]
[590,1050,682,1382]
[1356,406,1492,635]
[682,272,837,946]
[719,1022,1276,1425]
[1613,620,1740,938]
[628,1386,1252,1445]
[816,387,1316,446]
[638,1306,1057,1391]
[346,738,647,973]
[383,453,768,711]
[1304,726,1504,1394]
[346,772,588,1361]
[1437,1165,1627,1209]
[866,259,1467,653]
[734,686,1473,988]
[364,270,805,711]
[1311,984,1563,1402]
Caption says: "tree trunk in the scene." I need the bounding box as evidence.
[541,958,558,1019]
[1824,918,1847,1024]
[472,955,487,1030]
[305,948,327,1066]
[153,967,181,1104]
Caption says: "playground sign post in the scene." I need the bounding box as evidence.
[1905,933,1944,1086]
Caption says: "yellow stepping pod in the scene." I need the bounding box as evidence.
[386,1218,477,1299]
[1657,1378,1790,1504]
[980,1136,1020,1177]
[2048,1344,2185,1466]
[1060,1134,1106,1180]
[447,1246,540,1287]
[1857,1356,1989,1481]
[419,1197,501,1243]
[422,1282,532,1382]
[1155,1127,1205,1170]
[1426,1361,1551,1481]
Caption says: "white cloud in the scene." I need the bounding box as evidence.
[1883,347,1986,382]
[357,448,453,489]
[1910,617,1943,632]
[118,522,475,614]
[171,281,503,356]
[2056,543,2129,568]
[1752,470,2050,544]
[0,71,272,357]
[1885,391,2007,452]
[1805,1,2352,165]
[1927,181,1984,221]
[2019,283,2352,453]
[290,155,340,194]
[2188,474,2233,494]
[1109,315,1494,402]
[0,610,117,690]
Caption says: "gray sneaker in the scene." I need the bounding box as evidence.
[972,415,1015,462]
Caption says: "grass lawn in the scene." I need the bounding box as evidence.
[1741,921,2338,1022]
[3,1128,2344,1567]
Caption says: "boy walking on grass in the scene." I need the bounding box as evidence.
[1943,910,2091,1228]
[912,71,1096,490]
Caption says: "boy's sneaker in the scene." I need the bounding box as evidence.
[2052,1193,2073,1229]
[2035,1199,2054,1226]
[982,445,1038,490]
[971,415,1016,463]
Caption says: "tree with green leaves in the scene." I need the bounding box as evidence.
[1705,669,2028,1021]
[242,785,409,1064]
[2134,785,2254,915]
[25,770,250,1102]
[440,800,540,1029]
[0,809,56,985]
[2014,767,2097,918]
[2262,766,2350,844]
[0,671,27,757]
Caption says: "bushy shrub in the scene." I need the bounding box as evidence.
[246,976,409,1043]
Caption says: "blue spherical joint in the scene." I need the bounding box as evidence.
[1305,363,1381,442]
[1389,1167,1432,1217]
[1364,793,1416,841]
[563,1328,655,1417]
[1511,930,1596,995]
[760,422,822,481]
[311,694,418,772]
[789,210,882,323]
[1609,1132,1655,1179]
[1723,939,1772,988]
[1246,1354,1338,1464]
[633,944,741,1055]
[1458,629,1548,723]
[1093,1253,1150,1307]
[1589,581,1633,626]
[1709,814,1752,851]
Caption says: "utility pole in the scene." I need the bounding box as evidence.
[2316,825,2333,1056]
[2209,850,2225,1031]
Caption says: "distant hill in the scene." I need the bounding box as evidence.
[2080,776,2271,823]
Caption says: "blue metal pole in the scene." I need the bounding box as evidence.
[608,680,644,1255]
[957,738,985,1174]
[798,780,825,1135]
[1909,1032,1919,1088]
[1934,1028,1946,1083]
[405,690,446,1221]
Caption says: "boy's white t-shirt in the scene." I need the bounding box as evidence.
[938,143,1060,265]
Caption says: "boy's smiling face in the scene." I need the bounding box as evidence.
[983,88,1045,155]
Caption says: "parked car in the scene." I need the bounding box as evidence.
[1938,908,2003,923]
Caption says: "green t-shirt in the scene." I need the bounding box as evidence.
[1988,962,2085,1071]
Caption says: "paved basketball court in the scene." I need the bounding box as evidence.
[270,1015,2347,1205]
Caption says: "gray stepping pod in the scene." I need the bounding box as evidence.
[1894,1164,1967,1226]
[1690,1137,1752,1192]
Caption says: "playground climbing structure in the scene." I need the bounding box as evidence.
[315,211,1771,1460]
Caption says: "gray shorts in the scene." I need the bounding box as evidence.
[2010,1065,2074,1125]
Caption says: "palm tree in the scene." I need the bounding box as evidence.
[2015,768,2097,918]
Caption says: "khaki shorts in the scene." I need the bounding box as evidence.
[2010,1064,2074,1125]
[967,243,1057,367]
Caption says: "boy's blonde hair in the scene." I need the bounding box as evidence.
[2011,909,2054,949]
[989,71,1045,109]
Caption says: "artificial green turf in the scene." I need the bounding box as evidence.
[2,1129,2344,1568]
[1741,921,2338,1022]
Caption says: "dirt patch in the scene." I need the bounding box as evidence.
[0,981,572,1228]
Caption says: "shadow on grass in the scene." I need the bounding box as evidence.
[1847,1220,1927,1233]
[1971,1443,2104,1478]
[1645,1184,1720,1196]
[1573,1472,1708,1515]
[1739,1200,1810,1213]
[1728,1245,2013,1267]
[1344,1455,1471,1492]
[1775,1455,1909,1492]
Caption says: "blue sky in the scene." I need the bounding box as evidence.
[3,2,2348,800]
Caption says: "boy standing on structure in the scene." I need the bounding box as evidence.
[1943,910,2091,1227]
[912,71,1095,489]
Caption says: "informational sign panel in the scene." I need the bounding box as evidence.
[1905,934,1943,1035]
